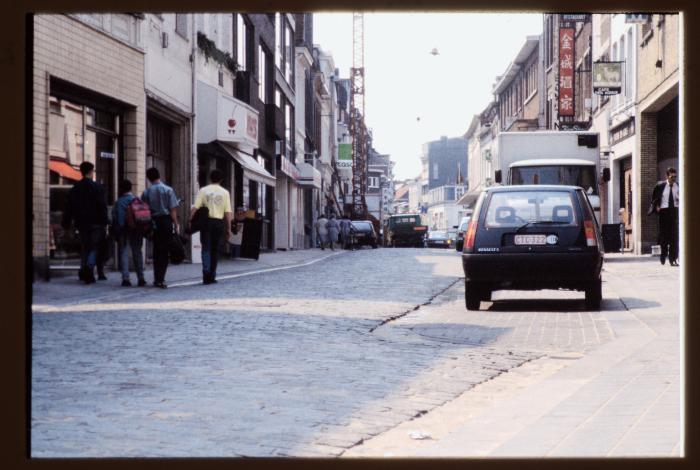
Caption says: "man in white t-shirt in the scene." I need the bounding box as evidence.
[190,169,232,284]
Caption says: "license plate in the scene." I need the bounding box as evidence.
[514,234,546,245]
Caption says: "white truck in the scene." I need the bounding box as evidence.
[493,131,607,220]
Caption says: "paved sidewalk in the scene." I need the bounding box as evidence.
[33,248,345,307]
[417,253,682,457]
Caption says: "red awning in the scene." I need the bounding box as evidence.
[49,160,82,181]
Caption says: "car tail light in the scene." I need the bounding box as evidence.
[584,220,597,247]
[464,220,477,251]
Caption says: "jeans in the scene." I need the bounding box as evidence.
[79,225,103,275]
[152,215,173,284]
[118,231,144,280]
[201,218,225,278]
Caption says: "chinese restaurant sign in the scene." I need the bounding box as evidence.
[558,27,575,118]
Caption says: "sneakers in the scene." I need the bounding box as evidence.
[203,273,218,285]
[153,281,168,289]
[97,274,108,281]
[121,279,132,287]
[137,278,147,287]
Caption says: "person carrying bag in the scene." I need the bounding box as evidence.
[189,169,232,284]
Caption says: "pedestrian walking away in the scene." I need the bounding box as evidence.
[111,179,147,287]
[649,167,680,266]
[141,167,180,288]
[327,213,340,251]
[60,161,109,284]
[316,214,329,250]
[339,214,352,250]
[191,169,232,284]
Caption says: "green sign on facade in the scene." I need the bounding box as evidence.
[338,143,352,168]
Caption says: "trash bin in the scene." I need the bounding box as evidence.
[601,223,624,253]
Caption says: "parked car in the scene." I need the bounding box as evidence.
[426,230,453,248]
[455,216,471,251]
[350,220,378,249]
[461,185,604,311]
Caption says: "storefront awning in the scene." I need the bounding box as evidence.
[296,162,322,189]
[49,160,82,181]
[218,142,276,187]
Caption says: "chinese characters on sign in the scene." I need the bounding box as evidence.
[558,27,575,118]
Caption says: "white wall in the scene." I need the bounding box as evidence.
[143,14,193,113]
[194,13,235,93]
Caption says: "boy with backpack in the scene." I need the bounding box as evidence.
[111,179,148,287]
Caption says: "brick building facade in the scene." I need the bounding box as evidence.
[33,14,146,279]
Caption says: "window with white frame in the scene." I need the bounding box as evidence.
[236,14,247,71]
[368,176,379,188]
[285,102,292,154]
[626,28,633,102]
[285,24,293,83]
[258,45,267,102]
[433,163,438,179]
[275,13,283,69]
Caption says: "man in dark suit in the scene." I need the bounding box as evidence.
[61,161,109,283]
[649,167,679,266]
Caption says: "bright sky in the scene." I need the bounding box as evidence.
[314,12,543,180]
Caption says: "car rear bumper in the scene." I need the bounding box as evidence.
[462,251,602,287]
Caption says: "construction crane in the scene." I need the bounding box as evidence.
[349,12,368,220]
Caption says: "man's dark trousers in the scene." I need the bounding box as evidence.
[78,224,104,281]
[659,207,679,263]
[152,215,173,284]
[201,218,225,280]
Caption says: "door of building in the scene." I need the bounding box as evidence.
[619,157,633,251]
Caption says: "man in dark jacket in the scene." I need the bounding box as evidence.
[649,167,680,266]
[61,161,109,284]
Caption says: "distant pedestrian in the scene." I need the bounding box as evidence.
[229,207,246,259]
[339,214,353,249]
[61,161,109,284]
[111,179,146,287]
[649,167,679,266]
[327,213,340,251]
[190,169,232,284]
[316,214,329,250]
[141,167,180,288]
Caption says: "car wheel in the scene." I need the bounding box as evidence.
[465,281,482,311]
[585,280,602,310]
[372,243,377,249]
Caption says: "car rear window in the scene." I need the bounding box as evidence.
[352,222,373,231]
[430,231,447,237]
[394,216,417,224]
[484,191,577,228]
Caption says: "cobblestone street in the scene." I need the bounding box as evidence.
[31,248,679,458]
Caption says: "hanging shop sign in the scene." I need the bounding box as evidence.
[99,151,115,159]
[558,27,575,118]
[337,143,353,168]
[561,13,589,22]
[593,61,623,95]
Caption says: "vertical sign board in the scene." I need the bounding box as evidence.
[558,26,575,118]
[337,143,353,168]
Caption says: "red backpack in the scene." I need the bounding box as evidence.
[125,197,152,235]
